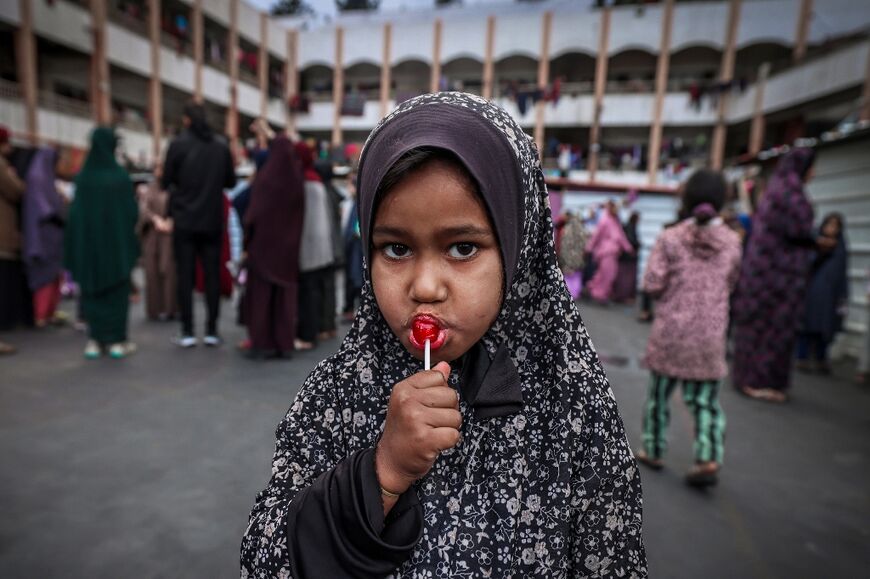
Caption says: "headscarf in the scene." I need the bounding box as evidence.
[294,141,321,183]
[754,147,816,259]
[244,135,305,287]
[22,148,65,290]
[242,93,645,577]
[64,127,139,294]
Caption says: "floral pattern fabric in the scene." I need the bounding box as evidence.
[240,92,646,578]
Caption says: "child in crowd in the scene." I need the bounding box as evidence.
[241,93,646,578]
[636,170,742,487]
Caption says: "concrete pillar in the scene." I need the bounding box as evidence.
[588,7,611,181]
[710,0,741,171]
[861,41,870,123]
[332,27,344,147]
[430,19,442,93]
[90,0,111,125]
[482,15,495,100]
[226,0,239,143]
[793,0,813,63]
[533,11,552,159]
[15,0,38,144]
[647,0,674,185]
[193,0,203,102]
[286,29,298,132]
[148,0,163,163]
[259,14,269,118]
[749,62,770,156]
[380,23,392,119]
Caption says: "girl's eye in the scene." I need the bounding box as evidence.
[448,243,479,259]
[383,244,411,259]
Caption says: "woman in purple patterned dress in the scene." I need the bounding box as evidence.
[731,148,833,403]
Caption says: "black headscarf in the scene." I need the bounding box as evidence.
[242,93,645,578]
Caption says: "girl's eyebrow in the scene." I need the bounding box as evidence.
[372,224,493,238]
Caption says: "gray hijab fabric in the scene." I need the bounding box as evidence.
[242,92,646,578]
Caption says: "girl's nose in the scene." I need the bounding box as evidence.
[410,257,447,303]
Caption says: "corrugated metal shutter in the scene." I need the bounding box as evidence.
[806,136,870,360]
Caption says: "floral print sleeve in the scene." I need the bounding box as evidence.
[240,361,423,578]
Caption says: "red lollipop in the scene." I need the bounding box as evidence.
[412,317,440,345]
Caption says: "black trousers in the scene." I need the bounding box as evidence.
[0,258,33,331]
[298,267,331,343]
[173,228,221,336]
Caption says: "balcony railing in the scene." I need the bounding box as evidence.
[0,78,22,101]
[38,90,92,119]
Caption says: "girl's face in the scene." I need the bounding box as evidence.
[371,159,504,364]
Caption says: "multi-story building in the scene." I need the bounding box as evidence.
[0,0,868,186]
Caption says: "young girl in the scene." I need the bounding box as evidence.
[635,170,742,486]
[240,93,645,578]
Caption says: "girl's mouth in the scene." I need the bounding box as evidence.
[409,315,448,351]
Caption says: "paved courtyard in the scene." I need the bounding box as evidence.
[0,295,868,578]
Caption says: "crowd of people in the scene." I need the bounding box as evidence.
[0,103,363,361]
[554,150,856,487]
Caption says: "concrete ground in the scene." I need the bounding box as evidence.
[0,294,868,579]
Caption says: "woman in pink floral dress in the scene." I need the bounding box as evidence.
[636,170,742,487]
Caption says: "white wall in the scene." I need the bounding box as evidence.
[0,98,27,136]
[298,27,335,69]
[389,20,433,66]
[441,17,487,64]
[493,12,539,61]
[32,0,91,54]
[343,25,382,68]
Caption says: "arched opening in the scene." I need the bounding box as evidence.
[607,48,657,92]
[494,54,538,97]
[300,64,334,101]
[345,62,381,99]
[391,59,431,100]
[735,42,792,79]
[549,51,596,94]
[668,45,721,90]
[441,57,484,94]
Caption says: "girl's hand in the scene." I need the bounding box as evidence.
[375,361,461,495]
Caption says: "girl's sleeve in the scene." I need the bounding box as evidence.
[642,235,669,298]
[570,387,647,578]
[240,363,423,578]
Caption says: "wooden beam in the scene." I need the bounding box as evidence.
[15,0,38,144]
[647,0,674,185]
[749,62,770,155]
[332,26,344,147]
[90,0,111,125]
[226,0,239,143]
[286,29,298,132]
[259,13,269,118]
[430,19,442,93]
[193,0,203,101]
[793,0,813,63]
[149,0,163,163]
[483,15,495,100]
[588,7,611,181]
[380,23,392,119]
[533,11,552,158]
[710,0,741,171]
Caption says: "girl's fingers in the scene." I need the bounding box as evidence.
[423,408,462,430]
[408,368,451,390]
[417,385,460,409]
[431,427,461,451]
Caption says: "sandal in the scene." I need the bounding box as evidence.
[294,339,315,351]
[635,451,664,471]
[739,386,788,404]
[685,462,720,488]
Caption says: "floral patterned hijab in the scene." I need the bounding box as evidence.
[243,93,645,578]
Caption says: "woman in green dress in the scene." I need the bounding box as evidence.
[64,127,139,359]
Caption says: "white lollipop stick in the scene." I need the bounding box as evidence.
[424,339,431,371]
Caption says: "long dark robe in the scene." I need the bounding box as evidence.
[242,136,305,352]
[64,127,139,344]
[240,93,645,578]
[22,148,65,291]
[732,149,816,392]
[802,231,848,343]
[138,181,176,319]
